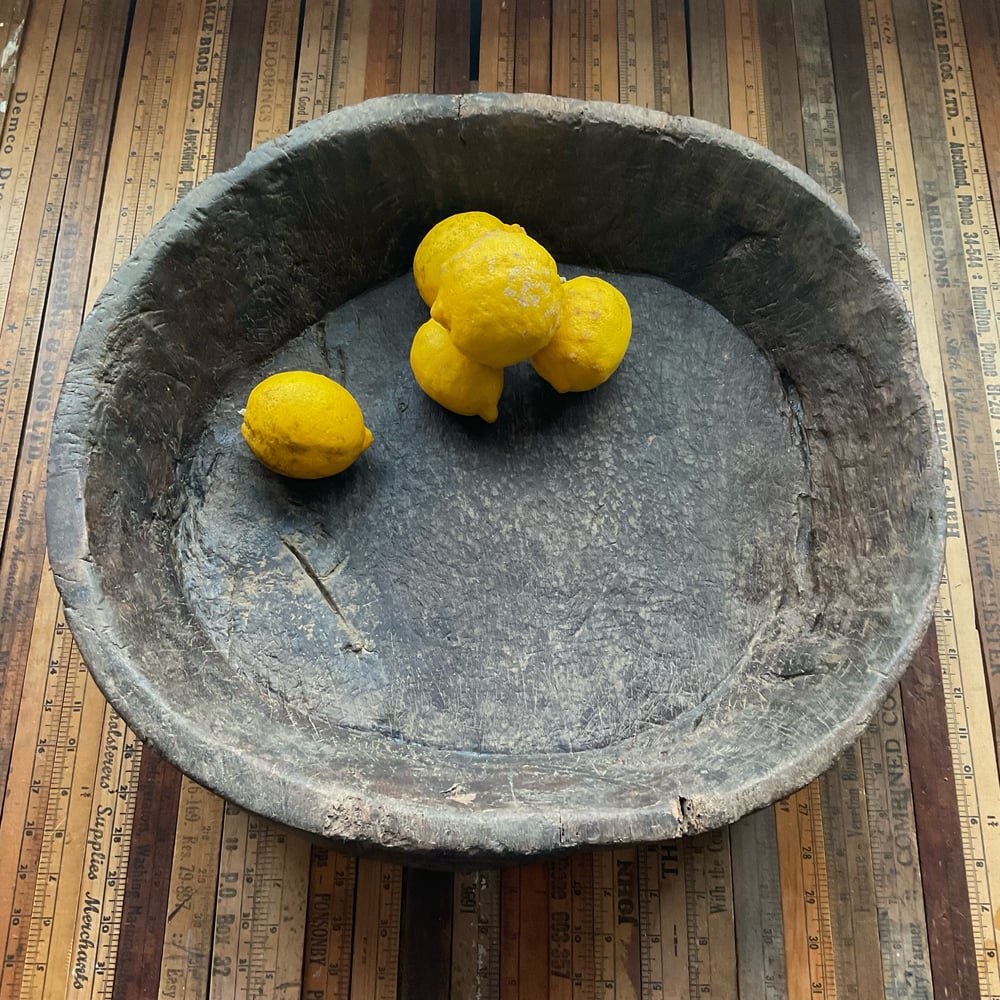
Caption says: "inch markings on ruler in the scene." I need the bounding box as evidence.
[723,0,765,144]
[730,808,788,1000]
[293,0,339,127]
[211,813,310,999]
[548,859,572,999]
[451,869,500,999]
[649,0,684,114]
[616,0,654,108]
[303,847,358,1000]
[349,861,402,1000]
[776,786,837,1000]
[0,574,88,999]
[859,1,1000,995]
[684,829,738,997]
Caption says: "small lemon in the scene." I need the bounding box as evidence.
[241,370,373,478]
[410,318,504,422]
[431,229,563,368]
[413,211,519,307]
[530,275,632,392]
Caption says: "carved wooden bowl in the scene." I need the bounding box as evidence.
[47,94,944,863]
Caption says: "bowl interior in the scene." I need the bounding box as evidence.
[47,93,943,862]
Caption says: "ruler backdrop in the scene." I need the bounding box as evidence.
[0,0,998,997]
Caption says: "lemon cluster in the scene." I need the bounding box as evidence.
[239,213,633,480]
[409,212,632,422]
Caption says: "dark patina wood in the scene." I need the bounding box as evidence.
[46,94,944,862]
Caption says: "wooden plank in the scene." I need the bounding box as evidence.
[399,0,435,92]
[398,869,453,1000]
[730,808,788,1000]
[548,858,572,999]
[214,0,269,170]
[500,867,520,1000]
[962,0,1000,211]
[857,1,1000,992]
[688,0,728,125]
[252,0,299,144]
[901,625,981,1000]
[0,0,64,304]
[518,864,550,1000]
[450,869,500,999]
[110,749,183,1000]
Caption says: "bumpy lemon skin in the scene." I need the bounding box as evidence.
[409,318,504,423]
[430,229,563,369]
[529,275,632,393]
[240,371,373,479]
[413,211,512,308]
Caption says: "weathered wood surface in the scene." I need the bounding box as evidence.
[0,0,996,995]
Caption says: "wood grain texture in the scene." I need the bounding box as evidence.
[901,626,981,1000]
[5,1,1000,995]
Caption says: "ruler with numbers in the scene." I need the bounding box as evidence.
[859,0,1000,995]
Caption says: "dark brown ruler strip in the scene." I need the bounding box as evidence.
[434,0,471,92]
[110,749,183,1000]
[687,0,729,126]
[961,0,1000,210]
[397,868,453,1000]
[824,0,890,265]
[214,0,269,172]
[901,624,981,1000]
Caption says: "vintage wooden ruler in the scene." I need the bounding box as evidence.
[859,0,1000,995]
[0,0,63,305]
[0,2,238,998]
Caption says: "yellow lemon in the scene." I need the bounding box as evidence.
[530,275,632,392]
[410,318,504,422]
[413,211,518,307]
[431,229,563,368]
[241,370,373,478]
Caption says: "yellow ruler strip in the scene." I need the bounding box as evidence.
[723,0,765,144]
[293,0,339,127]
[860,1,1000,994]
[176,0,233,201]
[303,847,358,1000]
[349,861,402,1000]
[210,812,310,998]
[776,788,837,1000]
[0,569,89,999]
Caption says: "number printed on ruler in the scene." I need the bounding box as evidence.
[861,1,1000,995]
